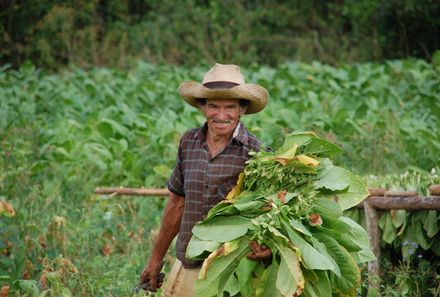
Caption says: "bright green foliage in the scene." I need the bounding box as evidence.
[0,60,439,296]
[188,132,374,297]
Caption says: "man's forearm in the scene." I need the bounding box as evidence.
[149,192,185,262]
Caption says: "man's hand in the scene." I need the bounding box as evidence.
[138,260,164,292]
[247,241,272,261]
[137,193,184,292]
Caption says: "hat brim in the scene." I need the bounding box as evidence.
[178,81,268,114]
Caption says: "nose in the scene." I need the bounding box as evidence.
[216,108,228,120]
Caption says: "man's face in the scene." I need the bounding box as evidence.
[201,98,246,137]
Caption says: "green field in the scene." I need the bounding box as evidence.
[1,60,440,296]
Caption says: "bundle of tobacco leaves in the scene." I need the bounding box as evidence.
[187,132,375,297]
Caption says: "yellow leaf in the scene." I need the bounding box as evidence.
[270,145,298,166]
[52,215,66,227]
[293,155,320,167]
[226,173,245,201]
[0,201,15,217]
[223,239,239,256]
[199,246,225,279]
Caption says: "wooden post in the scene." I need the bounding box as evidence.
[363,201,381,280]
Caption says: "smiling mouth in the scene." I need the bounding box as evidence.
[213,120,231,124]
[211,120,232,130]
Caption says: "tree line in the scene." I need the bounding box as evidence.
[1,0,439,69]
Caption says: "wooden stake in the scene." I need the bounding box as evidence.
[364,201,381,282]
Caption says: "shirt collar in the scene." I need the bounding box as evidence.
[194,121,249,146]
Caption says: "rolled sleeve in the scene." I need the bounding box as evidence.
[167,142,185,197]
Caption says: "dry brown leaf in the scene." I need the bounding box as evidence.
[38,235,47,249]
[40,273,48,290]
[0,201,15,217]
[0,285,9,297]
[199,246,225,279]
[309,213,323,226]
[102,243,113,256]
[60,258,78,273]
[277,191,287,204]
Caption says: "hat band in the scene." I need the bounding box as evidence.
[203,81,240,89]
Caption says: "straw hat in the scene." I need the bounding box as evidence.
[178,63,269,114]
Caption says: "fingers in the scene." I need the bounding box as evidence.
[250,241,260,254]
[138,269,149,287]
[149,274,158,292]
[138,262,165,292]
[247,241,272,260]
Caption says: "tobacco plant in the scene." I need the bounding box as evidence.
[188,132,375,297]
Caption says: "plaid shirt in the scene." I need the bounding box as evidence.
[167,121,262,268]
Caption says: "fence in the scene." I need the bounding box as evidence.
[94,185,440,278]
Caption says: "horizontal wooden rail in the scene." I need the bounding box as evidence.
[95,187,169,196]
[357,196,440,210]
[94,187,440,210]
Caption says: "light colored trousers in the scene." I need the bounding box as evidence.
[162,260,201,297]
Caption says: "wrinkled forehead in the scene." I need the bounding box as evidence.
[205,98,240,106]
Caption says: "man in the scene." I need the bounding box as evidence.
[138,63,270,296]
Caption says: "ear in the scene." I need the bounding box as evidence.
[239,106,247,115]
[199,103,208,114]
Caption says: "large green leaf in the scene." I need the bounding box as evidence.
[391,209,407,228]
[274,244,304,296]
[283,221,340,274]
[313,270,332,297]
[316,166,369,210]
[320,216,353,234]
[303,280,319,297]
[315,166,350,191]
[236,257,259,296]
[379,212,397,244]
[222,272,240,296]
[192,216,252,242]
[289,218,312,237]
[339,217,376,263]
[194,237,250,297]
[276,254,298,297]
[314,233,360,296]
[312,198,343,218]
[412,212,432,250]
[205,202,238,219]
[276,131,315,154]
[302,137,343,158]
[423,210,439,238]
[186,235,221,259]
[255,260,281,297]
[315,229,361,252]
[233,199,267,213]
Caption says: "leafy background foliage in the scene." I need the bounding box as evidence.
[1,59,439,295]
